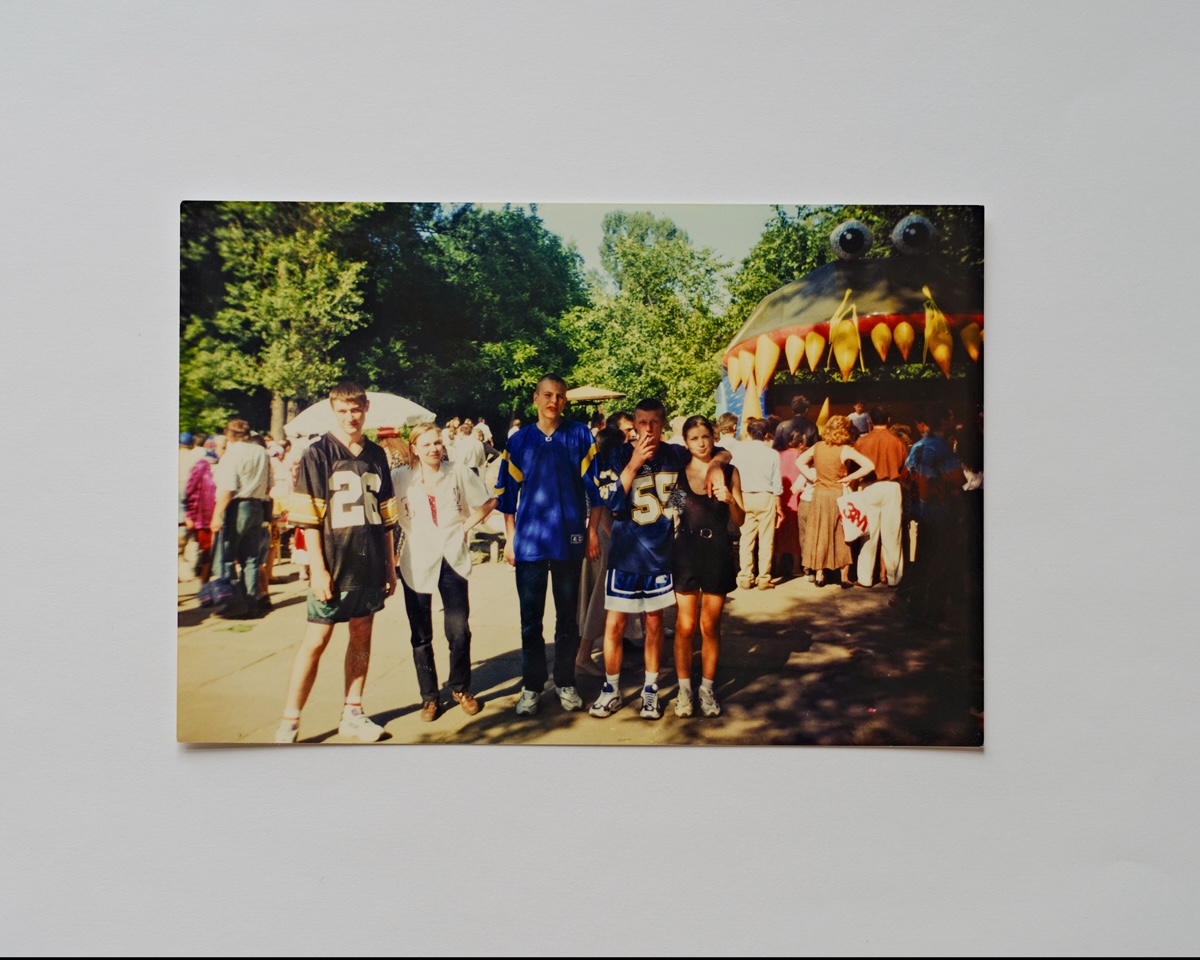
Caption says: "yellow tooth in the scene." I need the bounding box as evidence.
[928,330,953,377]
[831,317,860,381]
[870,322,892,362]
[921,287,951,368]
[894,321,915,361]
[785,334,804,374]
[815,397,831,434]
[960,323,982,362]
[755,335,780,388]
[805,331,826,372]
[726,355,742,390]
[741,371,762,431]
[738,351,755,390]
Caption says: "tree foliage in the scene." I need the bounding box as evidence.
[181,202,983,435]
[566,211,733,418]
[181,202,588,433]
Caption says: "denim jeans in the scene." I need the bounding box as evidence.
[402,559,472,702]
[514,559,582,691]
[218,499,267,601]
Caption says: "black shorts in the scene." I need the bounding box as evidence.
[306,587,386,624]
[672,531,737,595]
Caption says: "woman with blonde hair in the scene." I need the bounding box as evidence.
[796,414,875,588]
[392,422,496,721]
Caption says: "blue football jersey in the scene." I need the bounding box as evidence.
[493,420,600,562]
[600,441,691,575]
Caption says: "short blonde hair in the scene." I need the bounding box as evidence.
[822,415,853,446]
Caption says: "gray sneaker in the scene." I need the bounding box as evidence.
[515,688,540,716]
[699,686,722,717]
[338,711,384,742]
[674,689,694,717]
[556,686,584,711]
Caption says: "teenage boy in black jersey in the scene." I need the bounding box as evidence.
[274,382,399,743]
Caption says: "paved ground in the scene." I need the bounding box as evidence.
[177,551,983,747]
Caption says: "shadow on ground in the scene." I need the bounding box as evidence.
[382,587,982,747]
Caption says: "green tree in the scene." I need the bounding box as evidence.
[566,211,732,417]
[180,202,375,436]
[338,203,588,425]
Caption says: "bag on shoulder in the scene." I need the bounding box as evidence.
[836,490,870,542]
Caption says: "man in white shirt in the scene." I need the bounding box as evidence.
[453,422,487,475]
[210,419,271,615]
[732,418,784,590]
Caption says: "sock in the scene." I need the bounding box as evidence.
[604,674,620,694]
[700,677,714,693]
[644,670,659,689]
[343,700,363,717]
[678,677,693,697]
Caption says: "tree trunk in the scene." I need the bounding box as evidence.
[286,398,300,422]
[270,391,285,440]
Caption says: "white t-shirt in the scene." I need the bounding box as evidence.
[455,435,487,470]
[731,439,782,496]
[392,461,493,594]
[213,440,271,499]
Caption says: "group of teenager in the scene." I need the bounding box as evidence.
[269,376,750,742]
[264,376,976,743]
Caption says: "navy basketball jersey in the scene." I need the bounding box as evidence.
[600,441,691,575]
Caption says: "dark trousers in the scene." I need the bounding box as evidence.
[218,499,267,601]
[402,560,472,703]
[906,511,962,623]
[515,558,582,691]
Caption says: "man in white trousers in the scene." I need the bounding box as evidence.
[853,406,908,588]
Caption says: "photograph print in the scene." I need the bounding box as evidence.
[177,201,984,747]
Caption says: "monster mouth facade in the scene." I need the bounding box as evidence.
[722,214,985,395]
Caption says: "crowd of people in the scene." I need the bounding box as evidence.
[179,377,982,743]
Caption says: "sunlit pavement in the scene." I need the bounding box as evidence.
[178,554,982,747]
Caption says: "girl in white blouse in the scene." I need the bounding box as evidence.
[392,423,497,722]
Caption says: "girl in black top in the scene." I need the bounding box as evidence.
[670,416,745,718]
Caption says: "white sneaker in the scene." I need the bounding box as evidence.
[274,719,299,744]
[515,688,540,716]
[674,689,694,717]
[338,711,384,742]
[699,686,722,717]
[556,686,584,711]
[639,683,662,720]
[589,683,621,717]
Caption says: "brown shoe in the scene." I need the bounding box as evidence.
[452,690,481,716]
[420,700,440,722]
[757,580,776,590]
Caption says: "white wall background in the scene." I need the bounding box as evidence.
[2,1,1198,954]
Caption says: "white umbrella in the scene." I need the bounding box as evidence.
[283,391,436,438]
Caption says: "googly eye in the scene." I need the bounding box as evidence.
[890,215,936,254]
[829,220,874,260]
